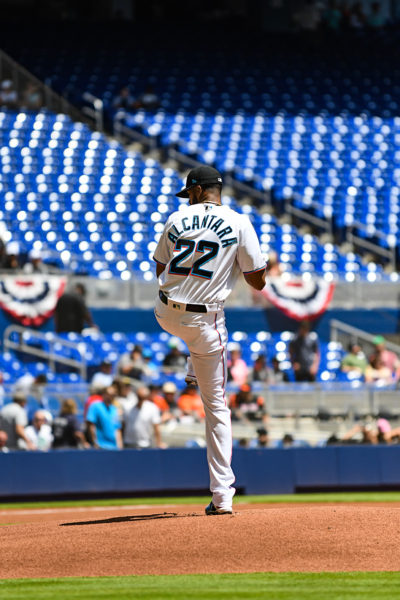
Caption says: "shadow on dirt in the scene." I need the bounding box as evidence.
[60,512,200,526]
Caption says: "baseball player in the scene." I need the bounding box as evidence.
[153,165,266,515]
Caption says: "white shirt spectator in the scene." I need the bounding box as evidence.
[25,423,53,451]
[0,401,28,449]
[123,400,161,448]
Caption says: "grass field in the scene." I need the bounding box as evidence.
[1,573,400,600]
[2,490,400,510]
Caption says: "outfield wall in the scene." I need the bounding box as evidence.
[1,446,400,499]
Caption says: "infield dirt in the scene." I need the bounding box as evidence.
[1,503,400,578]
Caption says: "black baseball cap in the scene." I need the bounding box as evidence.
[175,166,223,198]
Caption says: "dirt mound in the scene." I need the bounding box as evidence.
[1,504,400,578]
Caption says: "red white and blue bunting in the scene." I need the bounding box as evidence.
[0,275,66,327]
[260,277,335,321]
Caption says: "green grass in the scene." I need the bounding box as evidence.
[1,491,400,510]
[1,573,400,600]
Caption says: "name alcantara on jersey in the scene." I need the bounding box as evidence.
[167,214,238,248]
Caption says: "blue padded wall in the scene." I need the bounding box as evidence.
[1,446,400,499]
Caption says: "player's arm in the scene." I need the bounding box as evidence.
[153,217,172,277]
[237,217,267,291]
[244,267,267,291]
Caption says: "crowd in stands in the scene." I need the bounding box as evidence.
[340,336,400,385]
[293,1,388,33]
[1,322,400,453]
[0,79,43,112]
[0,237,56,273]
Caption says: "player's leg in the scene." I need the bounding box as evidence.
[155,300,235,509]
[190,349,235,510]
[186,311,235,510]
[185,355,197,385]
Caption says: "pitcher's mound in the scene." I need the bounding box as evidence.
[1,504,400,578]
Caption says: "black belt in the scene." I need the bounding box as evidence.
[159,290,207,313]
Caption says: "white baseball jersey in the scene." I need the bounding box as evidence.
[153,202,265,305]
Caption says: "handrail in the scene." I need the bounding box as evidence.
[346,227,396,269]
[82,92,104,132]
[3,324,87,380]
[330,318,400,354]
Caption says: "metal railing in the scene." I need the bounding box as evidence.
[3,324,87,380]
[82,92,104,132]
[346,223,396,270]
[330,319,400,354]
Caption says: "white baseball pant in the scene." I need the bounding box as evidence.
[154,296,235,510]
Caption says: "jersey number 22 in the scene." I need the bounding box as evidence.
[169,239,219,280]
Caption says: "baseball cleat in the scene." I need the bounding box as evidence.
[185,374,198,385]
[205,501,232,516]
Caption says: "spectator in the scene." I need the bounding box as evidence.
[273,433,309,449]
[0,80,18,109]
[114,377,138,414]
[54,283,96,334]
[4,241,21,270]
[289,320,320,382]
[249,427,270,448]
[86,384,123,449]
[367,2,386,29]
[227,343,249,386]
[14,372,47,398]
[268,356,290,384]
[349,2,366,29]
[250,354,269,383]
[117,344,150,382]
[293,0,321,32]
[0,392,35,450]
[142,348,158,378]
[23,248,49,274]
[162,338,187,373]
[122,385,165,449]
[22,82,43,111]
[329,418,400,446]
[177,385,205,421]
[0,238,7,269]
[150,382,176,423]
[0,430,9,452]
[52,398,89,449]
[322,0,342,31]
[90,360,114,391]
[250,354,289,384]
[340,421,379,445]
[369,336,400,382]
[340,342,368,376]
[135,85,160,110]
[112,86,136,111]
[83,384,103,420]
[25,410,53,451]
[365,355,393,386]
[230,383,267,423]
[14,373,51,422]
[339,2,352,29]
